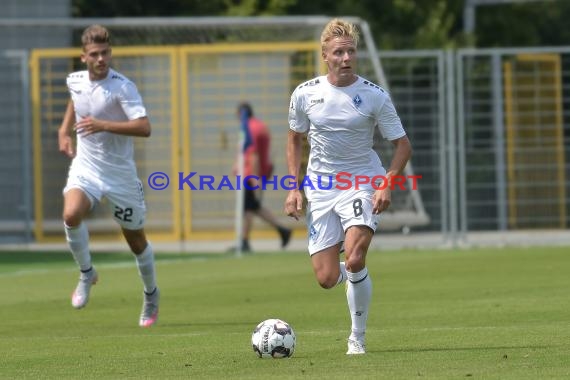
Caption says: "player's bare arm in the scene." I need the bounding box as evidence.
[74,116,151,138]
[58,99,77,158]
[284,130,305,220]
[372,135,412,214]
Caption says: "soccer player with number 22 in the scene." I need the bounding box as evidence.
[58,24,160,327]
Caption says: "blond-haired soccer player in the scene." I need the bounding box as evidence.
[284,18,412,354]
[58,24,159,327]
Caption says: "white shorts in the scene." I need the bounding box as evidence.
[63,168,146,230]
[305,188,379,255]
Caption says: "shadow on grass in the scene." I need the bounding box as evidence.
[376,344,552,354]
[0,251,129,265]
[160,321,258,328]
[0,250,235,265]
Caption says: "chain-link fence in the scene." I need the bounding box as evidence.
[2,18,569,246]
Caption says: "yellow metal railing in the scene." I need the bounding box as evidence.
[503,53,566,228]
[29,42,320,242]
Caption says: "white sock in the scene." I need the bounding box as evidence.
[64,222,91,272]
[336,261,348,285]
[134,243,157,294]
[346,267,372,340]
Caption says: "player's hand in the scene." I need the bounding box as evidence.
[284,189,303,220]
[58,132,75,158]
[372,187,391,214]
[74,116,103,136]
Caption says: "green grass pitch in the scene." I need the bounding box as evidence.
[0,246,569,379]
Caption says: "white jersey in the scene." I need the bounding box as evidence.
[288,75,406,183]
[66,68,147,182]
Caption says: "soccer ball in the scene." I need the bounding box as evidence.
[251,318,296,358]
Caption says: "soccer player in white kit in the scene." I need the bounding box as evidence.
[58,25,159,327]
[284,18,412,354]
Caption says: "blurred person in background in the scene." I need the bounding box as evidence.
[58,24,159,327]
[231,102,292,253]
[284,18,412,354]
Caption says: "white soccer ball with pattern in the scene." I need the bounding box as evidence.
[251,318,296,358]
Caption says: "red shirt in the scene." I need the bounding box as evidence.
[244,117,273,177]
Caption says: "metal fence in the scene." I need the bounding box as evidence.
[27,42,321,243]
[360,46,569,245]
[458,48,569,235]
[1,23,569,245]
[0,17,431,244]
[0,50,32,243]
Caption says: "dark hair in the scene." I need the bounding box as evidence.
[237,102,253,118]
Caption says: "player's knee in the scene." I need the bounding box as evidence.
[128,240,147,255]
[62,211,82,227]
[127,236,148,255]
[345,250,366,272]
[316,273,338,289]
[124,231,148,254]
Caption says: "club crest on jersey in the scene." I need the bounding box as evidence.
[102,89,113,101]
[353,94,362,107]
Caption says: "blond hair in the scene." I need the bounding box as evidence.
[81,24,111,50]
[320,18,360,52]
